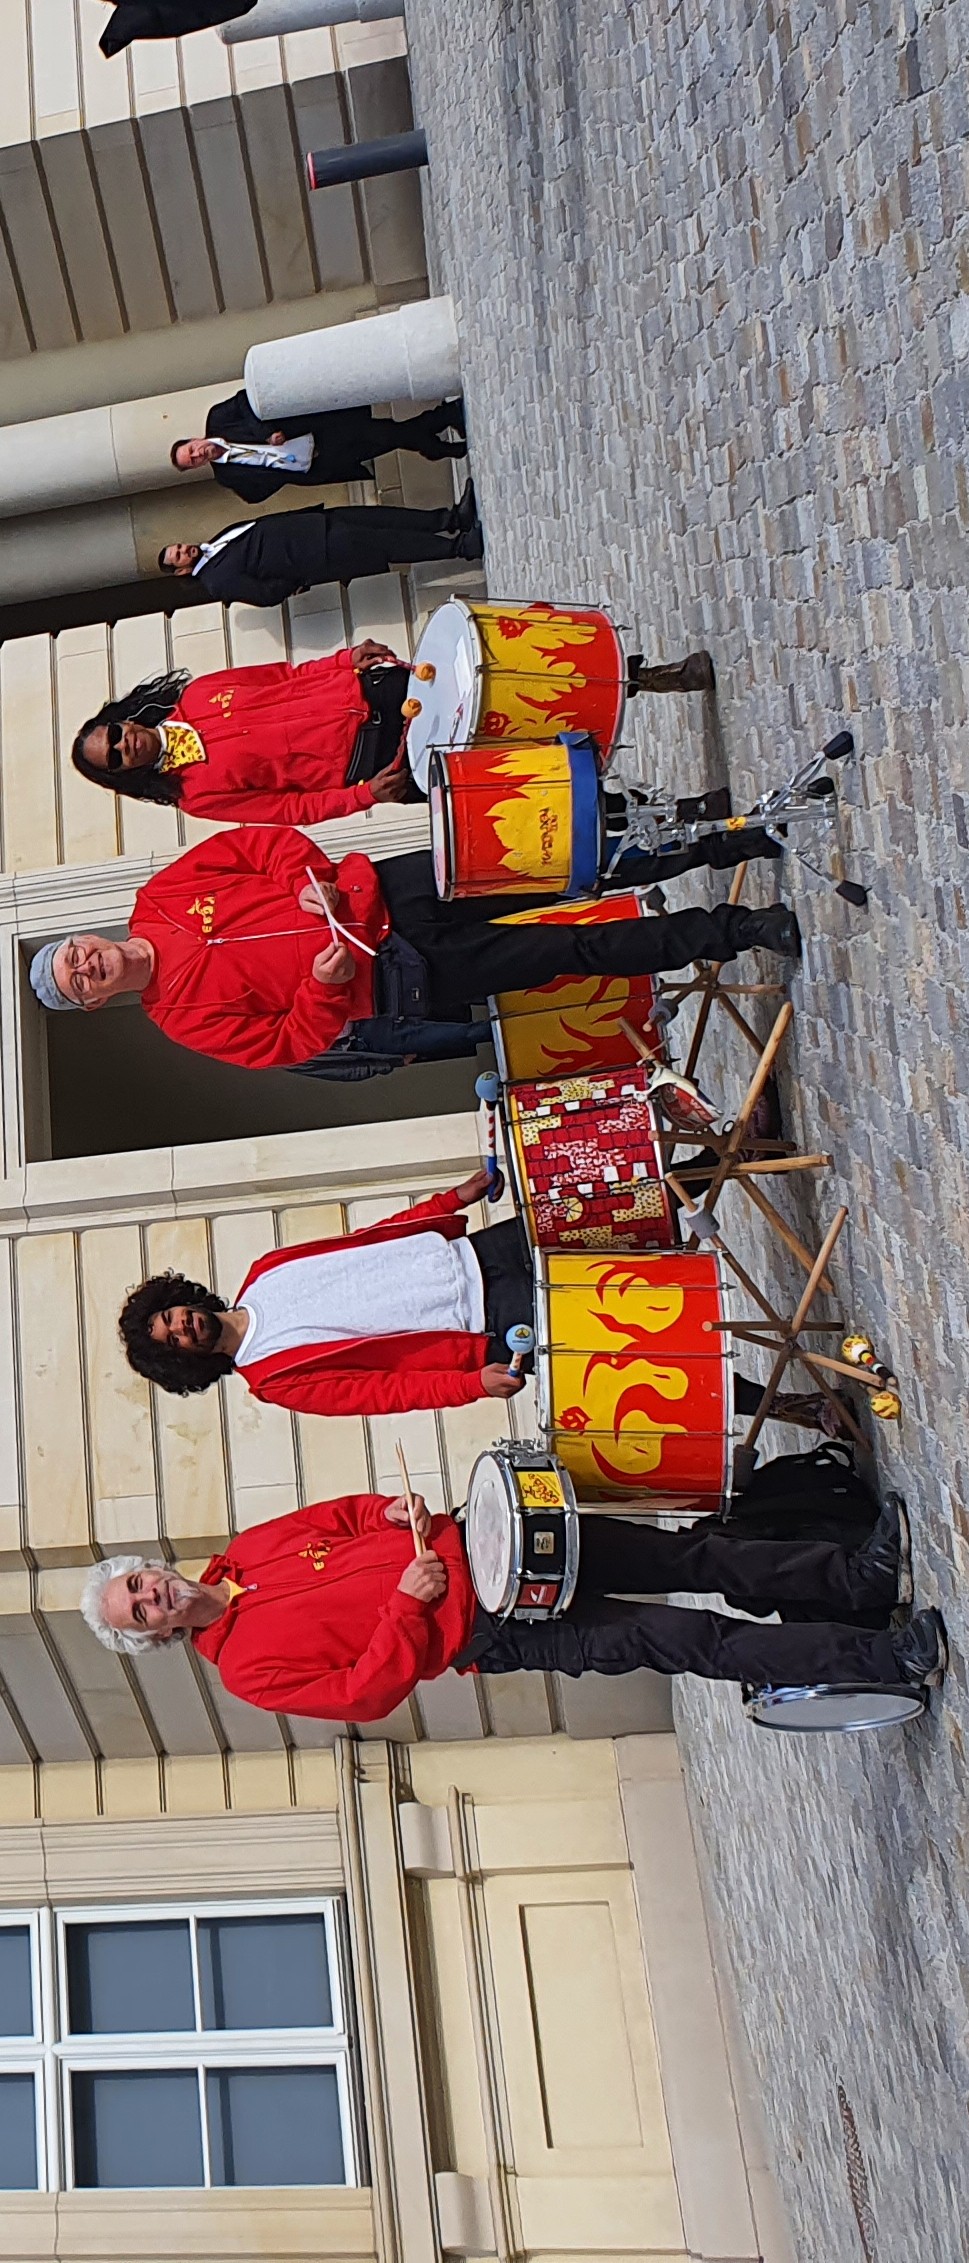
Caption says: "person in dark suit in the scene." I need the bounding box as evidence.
[171,393,467,506]
[98,0,256,55]
[158,484,483,608]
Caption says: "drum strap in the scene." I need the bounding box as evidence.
[451,1612,495,1671]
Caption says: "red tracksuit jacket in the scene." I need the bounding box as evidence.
[235,1189,491,1416]
[130,824,388,1069]
[170,654,374,826]
[192,1494,477,1723]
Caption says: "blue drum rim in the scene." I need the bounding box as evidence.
[561,730,605,897]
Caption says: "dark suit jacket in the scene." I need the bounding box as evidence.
[193,515,331,610]
[100,0,255,54]
[205,391,380,504]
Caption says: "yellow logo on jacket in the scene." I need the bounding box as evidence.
[187,894,216,934]
[298,1543,330,1573]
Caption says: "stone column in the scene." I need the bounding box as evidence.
[0,383,226,523]
[245,296,460,419]
[220,0,403,36]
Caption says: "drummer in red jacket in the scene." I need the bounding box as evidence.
[116,1176,851,1431]
[27,825,801,1074]
[77,1479,942,1725]
[69,644,409,827]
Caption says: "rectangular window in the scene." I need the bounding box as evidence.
[0,1901,358,2191]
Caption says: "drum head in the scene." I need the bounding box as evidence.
[745,1683,927,1733]
[465,1453,521,1615]
[406,601,482,791]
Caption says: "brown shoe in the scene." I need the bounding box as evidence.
[772,1389,856,1438]
[635,650,716,694]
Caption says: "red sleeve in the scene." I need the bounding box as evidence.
[189,780,375,824]
[252,1353,488,1418]
[223,1589,434,1722]
[225,822,340,891]
[293,1493,398,1537]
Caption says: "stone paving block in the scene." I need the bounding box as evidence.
[406,0,969,2250]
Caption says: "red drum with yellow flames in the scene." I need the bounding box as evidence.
[428,734,603,900]
[534,1249,733,1510]
[491,890,672,1083]
[504,1061,675,1253]
[405,599,626,792]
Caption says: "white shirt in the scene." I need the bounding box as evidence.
[193,522,256,575]
[235,1234,486,1368]
[215,435,315,474]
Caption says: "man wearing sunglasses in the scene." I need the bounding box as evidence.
[70,645,409,826]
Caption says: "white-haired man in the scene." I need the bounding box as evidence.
[78,1481,942,1727]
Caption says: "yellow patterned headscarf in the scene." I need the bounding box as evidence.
[158,721,207,772]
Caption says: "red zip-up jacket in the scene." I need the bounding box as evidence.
[169,654,375,826]
[130,824,389,1069]
[192,1494,477,1723]
[235,1188,491,1416]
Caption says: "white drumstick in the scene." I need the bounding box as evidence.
[305,865,377,959]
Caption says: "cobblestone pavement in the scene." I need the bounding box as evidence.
[408,0,969,2252]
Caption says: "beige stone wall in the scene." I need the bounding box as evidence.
[0,1,405,150]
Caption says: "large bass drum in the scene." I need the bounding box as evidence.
[743,1684,927,1733]
[491,889,672,1084]
[428,734,603,900]
[534,1248,733,1509]
[464,1446,579,1621]
[503,1060,675,1254]
[405,598,627,791]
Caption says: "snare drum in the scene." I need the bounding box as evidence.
[534,1248,732,1508]
[743,1683,927,1733]
[491,890,672,1083]
[504,1061,675,1253]
[464,1446,580,1621]
[406,598,627,791]
[428,734,603,900]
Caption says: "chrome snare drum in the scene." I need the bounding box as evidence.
[743,1683,927,1733]
[464,1445,579,1621]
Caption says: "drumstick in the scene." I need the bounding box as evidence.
[395,1440,426,1554]
[304,865,377,959]
[474,1071,504,1202]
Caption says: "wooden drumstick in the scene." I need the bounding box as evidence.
[395,1440,426,1554]
[304,865,377,959]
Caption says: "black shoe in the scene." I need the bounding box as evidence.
[432,398,466,436]
[849,1493,913,1607]
[891,1606,948,1689]
[455,524,485,560]
[705,826,784,869]
[450,478,478,533]
[732,903,802,959]
[422,435,467,461]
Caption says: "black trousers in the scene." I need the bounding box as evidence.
[376,851,749,1014]
[467,1516,900,1689]
[283,504,467,584]
[469,1220,534,1362]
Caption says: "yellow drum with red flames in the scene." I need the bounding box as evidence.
[534,1249,733,1510]
[405,598,627,791]
[491,890,671,1082]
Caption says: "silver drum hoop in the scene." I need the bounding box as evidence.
[744,1683,927,1733]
